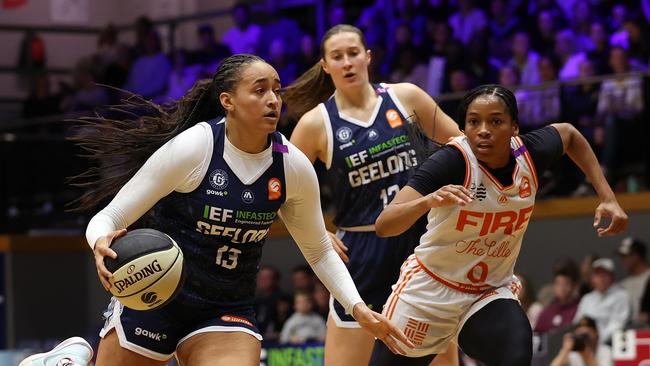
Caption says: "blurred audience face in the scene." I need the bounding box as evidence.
[590,22,606,49]
[233,5,251,28]
[609,47,629,74]
[449,69,470,92]
[612,5,627,29]
[512,32,530,59]
[553,274,576,303]
[538,11,555,36]
[395,24,412,46]
[301,34,315,58]
[554,30,576,59]
[573,0,591,25]
[499,66,519,87]
[574,323,599,350]
[538,57,557,82]
[292,269,314,292]
[313,282,329,309]
[329,5,346,26]
[294,293,314,314]
[578,59,594,79]
[257,266,278,293]
[590,268,614,293]
[433,22,451,46]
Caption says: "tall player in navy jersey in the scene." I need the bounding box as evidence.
[19,55,413,366]
[370,85,628,366]
[283,25,462,366]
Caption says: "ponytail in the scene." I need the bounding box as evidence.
[282,62,334,118]
[69,54,264,211]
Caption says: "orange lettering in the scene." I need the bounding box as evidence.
[456,210,483,231]
[515,206,534,231]
[491,211,517,235]
[480,212,493,236]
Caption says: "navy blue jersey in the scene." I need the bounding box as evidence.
[322,84,419,227]
[152,119,287,308]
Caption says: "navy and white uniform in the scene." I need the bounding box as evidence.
[319,84,427,326]
[88,118,363,360]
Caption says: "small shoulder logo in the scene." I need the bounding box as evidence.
[519,176,532,198]
[209,169,228,190]
[336,127,353,143]
[498,194,508,205]
[268,178,282,201]
[386,109,403,128]
[368,128,379,141]
[242,189,255,204]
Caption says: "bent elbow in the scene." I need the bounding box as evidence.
[375,215,395,237]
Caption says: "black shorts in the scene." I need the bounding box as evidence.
[100,297,261,361]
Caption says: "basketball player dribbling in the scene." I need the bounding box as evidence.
[19,54,411,366]
[369,84,628,366]
[283,24,462,366]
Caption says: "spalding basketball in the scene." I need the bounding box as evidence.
[104,228,184,311]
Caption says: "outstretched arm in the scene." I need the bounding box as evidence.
[280,143,414,354]
[550,123,628,236]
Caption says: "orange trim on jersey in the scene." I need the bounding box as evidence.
[385,257,421,320]
[414,256,495,294]
[447,141,473,189]
[514,136,539,189]
[478,163,520,192]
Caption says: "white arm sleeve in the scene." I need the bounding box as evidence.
[85,123,212,248]
[279,141,363,314]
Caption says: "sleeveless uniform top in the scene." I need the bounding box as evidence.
[152,118,287,308]
[320,83,419,228]
[414,135,539,293]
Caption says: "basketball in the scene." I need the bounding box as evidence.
[104,228,184,311]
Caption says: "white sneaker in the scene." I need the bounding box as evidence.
[18,337,93,366]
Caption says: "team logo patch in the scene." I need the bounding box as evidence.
[386,109,403,128]
[221,315,253,327]
[209,169,229,190]
[474,183,487,201]
[367,128,379,141]
[268,178,282,201]
[519,176,532,198]
[498,194,508,205]
[241,189,255,204]
[336,127,353,143]
[404,318,429,346]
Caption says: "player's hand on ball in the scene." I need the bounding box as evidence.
[427,185,473,208]
[93,229,125,291]
[593,200,628,236]
[352,303,414,355]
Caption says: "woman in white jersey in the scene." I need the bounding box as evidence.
[282,24,462,366]
[19,55,412,366]
[370,84,628,366]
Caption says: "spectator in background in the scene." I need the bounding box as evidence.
[96,23,121,67]
[508,31,540,86]
[532,9,559,56]
[550,316,613,366]
[60,57,109,112]
[617,237,650,324]
[279,291,326,344]
[313,281,330,321]
[555,29,588,80]
[254,265,292,343]
[257,0,302,60]
[389,44,429,93]
[488,0,520,63]
[267,38,298,85]
[21,73,60,118]
[163,49,200,102]
[192,24,230,69]
[327,1,347,28]
[296,34,318,75]
[438,68,472,117]
[570,0,595,53]
[448,0,487,45]
[123,31,171,101]
[132,16,154,58]
[574,258,630,345]
[221,3,261,55]
[292,265,315,294]
[499,64,520,89]
[516,55,560,130]
[578,254,599,297]
[587,22,610,75]
[516,273,544,329]
[597,46,644,188]
[535,265,581,334]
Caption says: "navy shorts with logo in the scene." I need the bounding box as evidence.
[100,297,261,361]
[330,223,423,327]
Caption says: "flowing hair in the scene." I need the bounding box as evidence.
[68,54,265,211]
[282,24,368,118]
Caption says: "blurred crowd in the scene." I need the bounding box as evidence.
[16,0,650,197]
